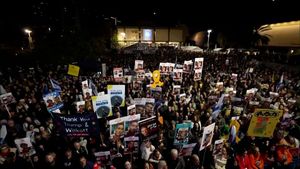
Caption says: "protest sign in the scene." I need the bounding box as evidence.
[136,70,145,82]
[159,63,169,75]
[200,123,216,151]
[68,64,80,76]
[43,91,63,112]
[134,98,146,117]
[174,122,192,145]
[81,80,89,90]
[144,98,155,118]
[183,60,193,73]
[76,101,85,113]
[173,85,181,95]
[92,94,112,118]
[109,116,126,139]
[53,113,99,137]
[213,139,224,156]
[180,143,197,157]
[168,63,175,73]
[107,85,125,107]
[194,58,204,70]
[82,88,92,100]
[139,116,158,141]
[113,67,123,82]
[173,69,183,81]
[0,93,16,106]
[134,60,144,71]
[127,104,136,115]
[194,69,202,81]
[124,114,140,137]
[14,137,36,157]
[94,151,111,166]
[247,109,283,137]
[124,136,139,154]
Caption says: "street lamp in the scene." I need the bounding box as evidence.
[207,29,212,50]
[24,29,33,49]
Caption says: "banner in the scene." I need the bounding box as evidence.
[134,60,144,71]
[0,92,16,106]
[124,114,141,137]
[113,67,123,82]
[139,116,158,141]
[54,113,99,137]
[107,85,125,107]
[68,64,80,76]
[124,136,139,154]
[183,60,193,73]
[247,109,283,137]
[94,151,111,166]
[174,122,192,145]
[14,137,36,157]
[92,94,112,118]
[76,101,85,113]
[127,104,136,115]
[144,98,155,118]
[200,123,216,151]
[173,69,183,81]
[194,69,202,81]
[180,143,197,157]
[43,91,63,112]
[194,58,204,70]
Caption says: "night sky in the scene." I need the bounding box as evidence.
[0,0,299,46]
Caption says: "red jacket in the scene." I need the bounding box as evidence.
[236,154,251,169]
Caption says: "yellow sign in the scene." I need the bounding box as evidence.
[150,70,163,88]
[247,109,283,137]
[68,64,80,76]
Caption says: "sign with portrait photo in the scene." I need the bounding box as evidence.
[138,116,158,141]
[194,58,204,70]
[109,117,126,139]
[183,60,193,73]
[14,137,36,157]
[43,91,63,112]
[174,122,192,145]
[134,60,144,71]
[194,69,202,81]
[173,69,183,81]
[113,67,123,82]
[200,123,216,151]
[144,98,155,118]
[159,63,169,75]
[124,136,139,155]
[94,151,111,166]
[127,104,136,116]
[124,114,140,137]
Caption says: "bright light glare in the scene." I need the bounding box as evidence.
[24,29,32,34]
[207,29,212,33]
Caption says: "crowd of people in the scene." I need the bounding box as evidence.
[0,47,300,169]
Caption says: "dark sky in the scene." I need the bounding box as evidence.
[0,0,299,45]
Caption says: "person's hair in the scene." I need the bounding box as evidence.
[158,160,167,169]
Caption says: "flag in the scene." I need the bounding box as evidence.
[276,73,284,91]
[50,79,62,92]
[89,79,98,96]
